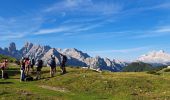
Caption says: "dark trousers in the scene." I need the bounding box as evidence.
[60,62,66,74]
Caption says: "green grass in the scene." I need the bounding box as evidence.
[0,64,170,100]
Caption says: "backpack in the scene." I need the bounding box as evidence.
[50,59,56,67]
[37,60,43,68]
[63,55,67,63]
[25,76,33,81]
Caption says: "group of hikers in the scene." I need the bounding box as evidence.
[0,53,68,81]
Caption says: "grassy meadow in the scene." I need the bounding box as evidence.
[0,64,170,100]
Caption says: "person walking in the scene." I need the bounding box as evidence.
[60,54,67,75]
[35,59,43,80]
[48,55,56,77]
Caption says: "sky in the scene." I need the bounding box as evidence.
[0,0,170,61]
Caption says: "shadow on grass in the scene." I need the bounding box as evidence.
[0,91,9,96]
[0,82,14,84]
[6,70,20,77]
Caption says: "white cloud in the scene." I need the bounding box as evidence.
[44,0,122,16]
[34,26,79,35]
[155,26,170,33]
[0,34,25,41]
[131,25,170,39]
[34,19,108,35]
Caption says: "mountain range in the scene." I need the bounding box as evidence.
[1,42,170,71]
[0,42,126,72]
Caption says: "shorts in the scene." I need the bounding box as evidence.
[1,67,4,70]
[50,66,56,68]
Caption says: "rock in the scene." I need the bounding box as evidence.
[42,48,61,65]
[8,42,16,52]
[20,42,34,56]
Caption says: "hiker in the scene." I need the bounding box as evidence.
[25,57,30,76]
[60,53,67,75]
[48,55,56,77]
[30,58,35,72]
[35,59,43,80]
[0,59,8,79]
[20,57,26,81]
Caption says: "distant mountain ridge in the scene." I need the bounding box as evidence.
[0,42,126,72]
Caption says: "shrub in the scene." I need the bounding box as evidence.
[164,68,170,72]
[147,70,160,75]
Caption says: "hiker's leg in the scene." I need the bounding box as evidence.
[39,71,41,79]
[50,68,53,77]
[63,63,66,73]
[35,71,38,79]
[27,66,30,75]
[60,64,64,74]
[25,66,28,76]
[1,70,4,79]
[54,67,56,73]
[20,70,23,81]
[52,68,55,76]
[63,67,66,73]
[38,71,40,79]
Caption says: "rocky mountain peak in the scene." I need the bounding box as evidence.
[8,42,16,52]
[63,48,90,59]
[0,42,126,72]
[24,42,33,49]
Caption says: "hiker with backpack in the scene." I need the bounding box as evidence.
[30,58,35,72]
[35,59,43,80]
[60,53,67,75]
[0,59,8,79]
[20,57,26,81]
[48,55,56,77]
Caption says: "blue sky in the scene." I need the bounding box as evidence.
[0,0,170,61]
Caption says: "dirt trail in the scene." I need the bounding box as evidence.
[39,85,69,93]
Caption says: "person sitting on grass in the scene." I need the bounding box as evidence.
[48,55,56,77]
[0,59,8,79]
[35,59,43,80]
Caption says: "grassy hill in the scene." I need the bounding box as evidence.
[0,54,17,63]
[122,62,154,72]
[0,64,170,100]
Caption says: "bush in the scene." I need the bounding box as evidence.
[164,68,170,72]
[147,70,160,75]
[154,66,167,71]
[122,62,153,72]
